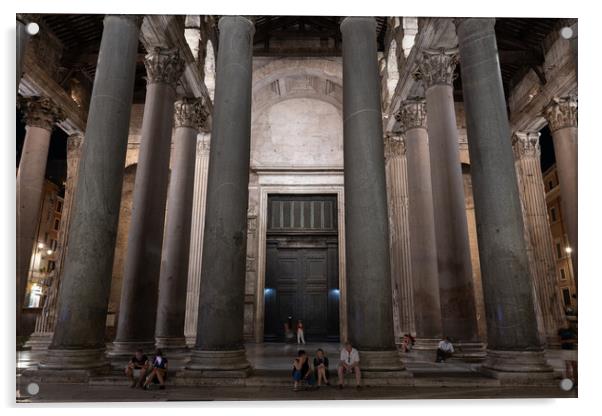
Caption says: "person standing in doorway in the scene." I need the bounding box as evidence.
[297,319,306,344]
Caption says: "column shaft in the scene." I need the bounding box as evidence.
[182,16,254,377]
[397,100,443,342]
[27,133,83,350]
[456,17,552,379]
[113,48,185,354]
[41,15,140,372]
[17,96,64,340]
[17,16,28,90]
[513,132,566,345]
[384,135,415,341]
[155,99,207,351]
[419,49,480,344]
[340,17,405,374]
[544,97,578,288]
[184,135,211,345]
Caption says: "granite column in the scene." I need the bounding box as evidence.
[456,17,554,381]
[396,99,443,352]
[111,47,185,357]
[180,16,254,378]
[17,96,64,341]
[543,96,578,289]
[340,16,406,375]
[38,15,141,375]
[155,98,209,353]
[417,48,482,353]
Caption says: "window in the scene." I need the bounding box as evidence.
[550,207,557,222]
[548,180,554,190]
[51,239,58,251]
[560,268,566,280]
[556,243,562,259]
[44,232,49,244]
[562,288,571,306]
[48,260,55,272]
[53,219,60,231]
[56,200,63,213]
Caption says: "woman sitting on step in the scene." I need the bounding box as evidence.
[143,349,168,390]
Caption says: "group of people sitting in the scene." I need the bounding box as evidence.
[125,348,168,390]
[401,334,456,363]
[292,342,362,391]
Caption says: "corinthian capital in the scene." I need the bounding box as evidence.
[414,48,459,89]
[174,98,210,131]
[543,96,577,132]
[512,131,541,160]
[144,47,186,89]
[395,98,427,133]
[384,133,407,160]
[19,96,65,131]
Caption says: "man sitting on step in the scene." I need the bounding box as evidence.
[125,348,149,388]
[337,341,361,389]
[435,336,454,363]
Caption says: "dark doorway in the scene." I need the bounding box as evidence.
[264,194,339,342]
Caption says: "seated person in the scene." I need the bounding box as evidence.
[292,350,314,391]
[337,341,361,389]
[436,336,454,363]
[143,349,168,390]
[313,348,330,386]
[125,348,149,388]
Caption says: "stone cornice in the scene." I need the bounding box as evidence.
[144,47,186,89]
[384,133,407,160]
[19,96,65,131]
[174,97,210,131]
[414,47,459,89]
[543,95,577,132]
[395,98,427,133]
[512,131,541,160]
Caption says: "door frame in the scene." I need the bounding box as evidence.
[254,185,347,343]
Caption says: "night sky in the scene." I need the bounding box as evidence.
[539,125,556,173]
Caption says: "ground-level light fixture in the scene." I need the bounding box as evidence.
[565,246,573,254]
[46,249,53,256]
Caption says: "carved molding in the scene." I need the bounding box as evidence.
[384,133,407,160]
[174,97,209,131]
[144,47,186,88]
[512,131,541,160]
[414,48,459,89]
[197,134,210,154]
[543,95,577,132]
[67,133,84,155]
[19,96,65,131]
[395,98,427,133]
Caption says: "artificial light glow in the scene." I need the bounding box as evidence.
[565,247,573,254]
[37,243,44,249]
[25,22,39,36]
[46,249,53,255]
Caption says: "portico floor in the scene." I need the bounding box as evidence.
[16,343,577,402]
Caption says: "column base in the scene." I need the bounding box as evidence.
[354,350,413,385]
[454,341,487,362]
[403,338,440,362]
[24,332,53,351]
[177,349,252,382]
[480,349,557,385]
[107,340,157,360]
[155,337,190,354]
[24,347,111,383]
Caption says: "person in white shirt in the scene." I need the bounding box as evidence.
[337,341,361,388]
[436,336,454,363]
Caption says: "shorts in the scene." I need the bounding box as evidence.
[293,370,303,381]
